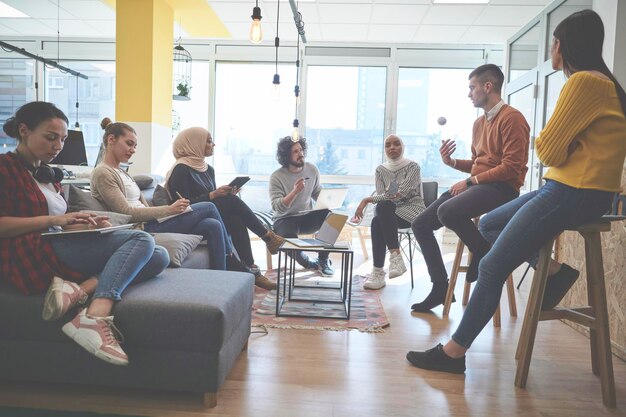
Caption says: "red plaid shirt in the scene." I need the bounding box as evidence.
[0,153,82,295]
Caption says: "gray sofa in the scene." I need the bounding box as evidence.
[0,177,254,407]
[0,268,254,407]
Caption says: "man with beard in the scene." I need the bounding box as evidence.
[269,136,334,276]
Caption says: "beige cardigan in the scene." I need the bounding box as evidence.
[91,164,171,222]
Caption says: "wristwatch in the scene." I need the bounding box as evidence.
[465,177,473,188]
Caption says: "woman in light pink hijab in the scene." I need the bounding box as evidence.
[165,127,284,290]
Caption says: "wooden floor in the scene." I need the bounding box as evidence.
[2,240,626,417]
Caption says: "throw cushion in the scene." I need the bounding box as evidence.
[67,184,107,212]
[80,210,131,226]
[133,174,156,190]
[152,233,203,267]
[152,184,173,206]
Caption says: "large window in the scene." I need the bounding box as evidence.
[214,62,296,210]
[396,68,477,186]
[172,61,210,135]
[0,58,36,153]
[305,65,386,176]
[45,62,115,166]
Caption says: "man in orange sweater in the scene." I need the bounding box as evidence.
[411,64,530,312]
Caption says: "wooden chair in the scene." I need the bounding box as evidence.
[515,215,625,408]
[442,218,517,327]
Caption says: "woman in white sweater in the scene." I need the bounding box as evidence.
[352,135,426,290]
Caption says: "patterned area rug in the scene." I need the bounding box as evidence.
[252,271,389,333]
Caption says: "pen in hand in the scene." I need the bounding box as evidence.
[176,192,184,200]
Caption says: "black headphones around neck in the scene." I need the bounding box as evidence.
[14,151,64,184]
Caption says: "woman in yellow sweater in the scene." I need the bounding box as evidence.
[406,9,626,374]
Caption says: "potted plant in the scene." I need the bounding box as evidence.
[173,82,191,101]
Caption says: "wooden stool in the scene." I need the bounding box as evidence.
[443,232,517,327]
[515,219,619,407]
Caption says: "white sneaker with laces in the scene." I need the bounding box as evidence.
[42,277,88,321]
[388,252,407,279]
[364,267,386,290]
[62,309,129,366]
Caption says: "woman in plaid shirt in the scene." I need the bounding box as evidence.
[0,102,169,366]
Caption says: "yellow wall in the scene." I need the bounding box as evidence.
[115,0,173,127]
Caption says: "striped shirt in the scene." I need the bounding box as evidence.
[371,161,425,222]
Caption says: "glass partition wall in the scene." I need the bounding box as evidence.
[0,58,36,153]
[505,0,592,192]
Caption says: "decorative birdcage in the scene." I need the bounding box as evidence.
[172,43,192,101]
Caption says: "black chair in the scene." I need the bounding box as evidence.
[397,181,438,288]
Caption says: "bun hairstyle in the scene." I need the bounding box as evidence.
[2,101,68,142]
[100,117,136,148]
[100,117,113,130]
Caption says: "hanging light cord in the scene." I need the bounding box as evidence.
[274,0,280,74]
[75,75,79,128]
[294,36,300,120]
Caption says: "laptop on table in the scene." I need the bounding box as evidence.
[285,213,349,248]
[299,187,348,214]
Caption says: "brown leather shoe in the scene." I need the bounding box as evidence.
[254,273,277,290]
[263,230,285,255]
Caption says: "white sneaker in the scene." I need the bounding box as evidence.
[62,309,129,366]
[364,267,386,290]
[388,252,407,279]
[42,277,88,321]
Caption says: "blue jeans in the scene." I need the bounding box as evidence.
[52,230,169,300]
[451,180,614,348]
[144,202,230,270]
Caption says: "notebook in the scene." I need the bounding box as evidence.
[299,187,348,214]
[41,223,135,237]
[285,213,349,248]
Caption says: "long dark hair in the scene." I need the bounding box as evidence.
[276,136,307,168]
[554,9,626,115]
[2,101,68,141]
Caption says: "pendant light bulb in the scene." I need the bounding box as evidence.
[249,5,263,43]
[294,85,301,105]
[292,119,300,143]
[272,73,281,102]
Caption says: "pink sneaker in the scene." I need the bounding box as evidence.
[42,277,88,321]
[62,309,129,366]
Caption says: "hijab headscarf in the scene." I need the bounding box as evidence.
[164,127,210,189]
[381,134,411,172]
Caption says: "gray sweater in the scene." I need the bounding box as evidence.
[269,162,321,220]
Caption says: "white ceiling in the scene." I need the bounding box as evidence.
[0,0,554,45]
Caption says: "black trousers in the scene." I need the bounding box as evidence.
[273,209,330,267]
[371,200,411,268]
[212,194,268,266]
[411,182,518,284]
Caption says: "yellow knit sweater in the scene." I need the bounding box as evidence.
[536,71,626,192]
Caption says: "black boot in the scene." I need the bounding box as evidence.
[411,281,454,312]
[466,248,488,283]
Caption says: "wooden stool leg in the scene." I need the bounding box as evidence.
[266,249,273,270]
[493,303,501,327]
[357,227,368,259]
[443,239,465,316]
[515,240,553,386]
[506,274,517,317]
[462,281,471,305]
[584,231,616,408]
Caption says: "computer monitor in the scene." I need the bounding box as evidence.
[50,130,88,166]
